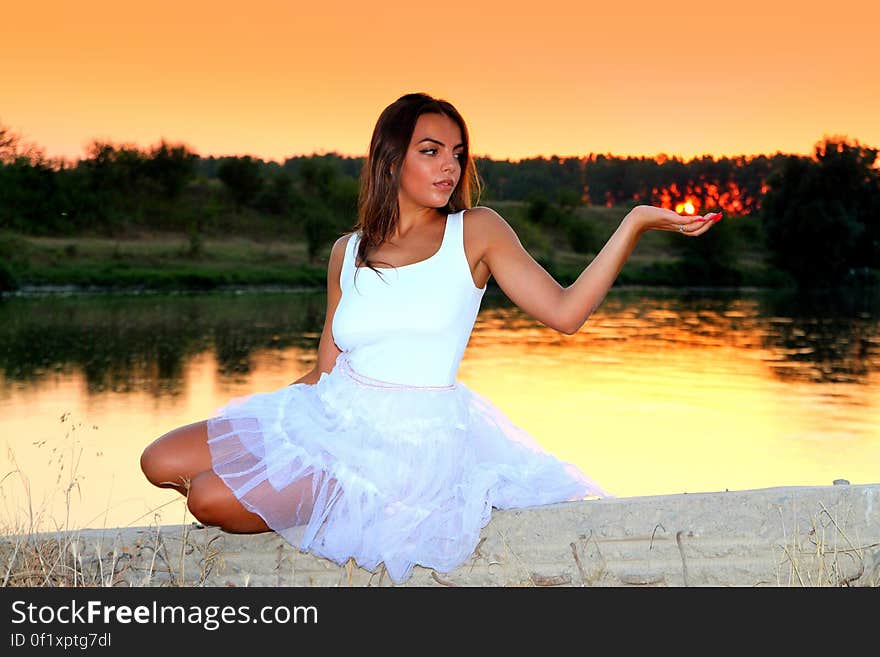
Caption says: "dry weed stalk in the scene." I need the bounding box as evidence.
[1,412,220,588]
[774,498,878,587]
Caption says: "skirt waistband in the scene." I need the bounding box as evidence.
[337,353,456,391]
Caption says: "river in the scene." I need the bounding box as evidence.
[1,285,877,532]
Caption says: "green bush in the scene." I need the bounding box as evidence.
[0,259,19,291]
[760,139,880,288]
[0,231,29,290]
[565,217,601,255]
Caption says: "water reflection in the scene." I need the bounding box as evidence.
[471,286,880,387]
[2,286,878,396]
[0,291,516,393]
[758,287,880,384]
[0,292,320,394]
[0,286,878,530]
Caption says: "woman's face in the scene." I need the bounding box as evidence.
[397,112,464,214]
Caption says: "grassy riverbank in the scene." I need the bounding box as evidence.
[0,232,328,292]
[0,202,791,293]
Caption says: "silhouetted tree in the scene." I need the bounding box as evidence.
[669,217,743,285]
[527,189,580,231]
[146,140,197,199]
[812,138,880,269]
[297,157,356,261]
[0,158,60,232]
[301,197,336,263]
[0,124,20,165]
[217,156,263,210]
[760,137,879,287]
[526,193,551,225]
[0,121,46,165]
[256,170,296,215]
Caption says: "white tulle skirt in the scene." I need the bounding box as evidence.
[206,352,611,584]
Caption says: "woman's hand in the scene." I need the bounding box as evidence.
[629,205,723,237]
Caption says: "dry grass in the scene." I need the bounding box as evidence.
[773,500,880,587]
[0,413,220,587]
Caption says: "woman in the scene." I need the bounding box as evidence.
[140,92,721,584]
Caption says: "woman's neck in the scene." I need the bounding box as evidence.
[392,207,445,240]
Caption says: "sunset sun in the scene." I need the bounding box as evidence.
[675,199,697,215]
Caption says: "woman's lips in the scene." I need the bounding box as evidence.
[434,182,453,190]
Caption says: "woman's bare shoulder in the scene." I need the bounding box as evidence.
[462,205,497,219]
[463,205,507,228]
[337,230,357,244]
[332,231,357,253]
[326,232,357,275]
[462,206,516,246]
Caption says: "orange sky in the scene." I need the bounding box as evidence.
[2,0,877,164]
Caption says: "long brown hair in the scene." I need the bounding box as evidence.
[353,92,482,285]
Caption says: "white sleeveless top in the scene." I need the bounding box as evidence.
[331,210,487,387]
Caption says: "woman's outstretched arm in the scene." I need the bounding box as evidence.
[476,205,721,335]
[561,206,721,332]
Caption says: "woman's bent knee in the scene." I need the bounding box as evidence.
[187,471,269,533]
[140,421,212,490]
[140,444,181,489]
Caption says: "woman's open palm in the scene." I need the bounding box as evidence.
[634,205,723,237]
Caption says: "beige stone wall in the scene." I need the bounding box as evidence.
[6,484,878,587]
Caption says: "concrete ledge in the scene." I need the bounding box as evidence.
[6,483,879,587]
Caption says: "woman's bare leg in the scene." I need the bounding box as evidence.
[141,418,338,534]
[186,470,270,533]
[140,418,271,533]
[187,469,338,534]
[140,419,214,495]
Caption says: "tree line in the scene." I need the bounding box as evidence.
[0,123,878,288]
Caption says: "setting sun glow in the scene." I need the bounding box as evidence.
[675,200,697,215]
[1,1,877,163]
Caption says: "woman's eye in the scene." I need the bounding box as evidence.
[421,148,463,160]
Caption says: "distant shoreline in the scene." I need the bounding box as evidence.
[3,229,877,296]
[1,282,777,298]
[0,210,803,294]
